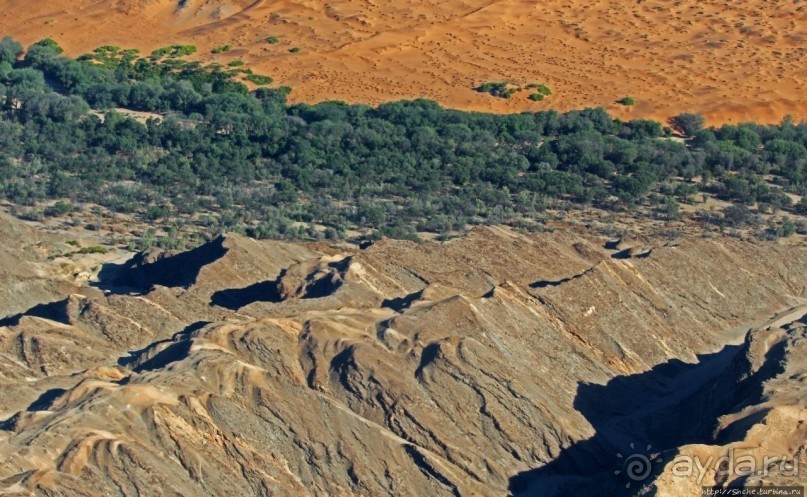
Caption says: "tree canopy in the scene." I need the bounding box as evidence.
[0,37,805,242]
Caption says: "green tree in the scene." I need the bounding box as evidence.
[0,36,22,65]
[670,113,705,136]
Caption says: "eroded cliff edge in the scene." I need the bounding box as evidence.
[0,216,805,496]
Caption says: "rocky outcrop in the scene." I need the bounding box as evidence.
[653,315,807,495]
[0,224,805,496]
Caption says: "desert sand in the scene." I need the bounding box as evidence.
[0,0,805,124]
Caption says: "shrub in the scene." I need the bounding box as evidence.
[797,195,807,214]
[44,200,72,217]
[76,245,108,254]
[150,45,197,60]
[661,196,680,220]
[618,96,635,106]
[33,38,63,54]
[266,36,280,44]
[475,82,515,99]
[781,216,796,237]
[146,205,169,220]
[228,60,245,67]
[528,93,544,102]
[244,74,273,85]
[289,47,301,53]
[722,204,753,228]
[212,45,233,54]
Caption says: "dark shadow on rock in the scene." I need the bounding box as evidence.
[404,443,462,497]
[415,342,441,379]
[612,248,652,260]
[382,289,424,312]
[133,340,193,372]
[118,320,210,370]
[301,258,352,300]
[27,388,67,411]
[531,275,579,289]
[713,408,770,446]
[611,248,633,260]
[0,314,22,327]
[0,298,75,327]
[94,236,228,295]
[330,346,360,395]
[530,267,593,289]
[303,272,344,299]
[509,336,786,496]
[210,278,283,311]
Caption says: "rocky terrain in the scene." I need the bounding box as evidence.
[1,0,806,124]
[0,210,805,496]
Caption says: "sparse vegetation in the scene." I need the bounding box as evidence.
[212,45,233,54]
[76,245,108,255]
[244,73,273,85]
[535,84,552,96]
[781,216,797,237]
[44,201,72,217]
[482,82,552,100]
[150,45,197,60]
[475,82,517,99]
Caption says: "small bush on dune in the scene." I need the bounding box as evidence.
[475,82,516,99]
[150,45,197,60]
[245,73,273,85]
[212,45,233,54]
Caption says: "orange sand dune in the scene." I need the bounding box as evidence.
[1,0,806,124]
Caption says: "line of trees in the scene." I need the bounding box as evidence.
[0,36,805,241]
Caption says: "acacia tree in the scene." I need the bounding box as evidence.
[670,113,705,136]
